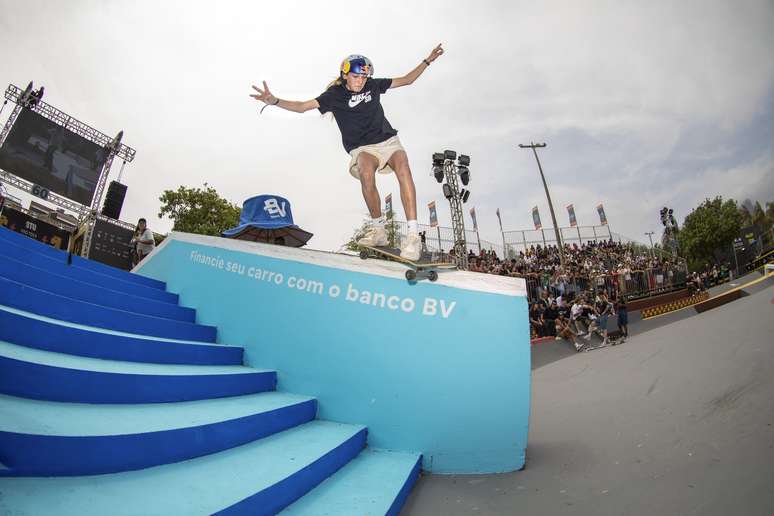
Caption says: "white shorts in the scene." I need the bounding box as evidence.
[348,135,405,180]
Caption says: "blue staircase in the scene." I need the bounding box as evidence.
[0,226,421,515]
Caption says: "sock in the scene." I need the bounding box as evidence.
[371,216,385,228]
[407,220,418,235]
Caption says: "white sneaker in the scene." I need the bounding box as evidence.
[357,225,388,247]
[400,233,422,261]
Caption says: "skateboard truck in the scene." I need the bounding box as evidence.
[358,246,454,282]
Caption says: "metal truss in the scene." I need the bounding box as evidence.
[444,160,468,270]
[1,83,137,258]
[3,84,135,162]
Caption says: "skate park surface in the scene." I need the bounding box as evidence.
[403,277,774,515]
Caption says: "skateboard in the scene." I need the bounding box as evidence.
[579,334,626,352]
[358,244,457,282]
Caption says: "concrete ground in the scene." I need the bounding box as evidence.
[403,281,774,516]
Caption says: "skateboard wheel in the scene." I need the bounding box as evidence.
[359,250,368,260]
[428,270,438,282]
[405,270,417,281]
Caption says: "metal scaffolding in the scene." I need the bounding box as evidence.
[443,159,468,269]
[0,82,136,258]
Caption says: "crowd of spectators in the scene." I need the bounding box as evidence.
[687,263,730,292]
[464,240,686,300]
[467,240,675,278]
[528,288,628,351]
[458,239,686,342]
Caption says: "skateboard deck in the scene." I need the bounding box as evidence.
[579,335,626,352]
[358,244,456,281]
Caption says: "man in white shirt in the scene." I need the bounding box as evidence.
[131,218,155,262]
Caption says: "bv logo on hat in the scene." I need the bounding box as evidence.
[263,198,287,219]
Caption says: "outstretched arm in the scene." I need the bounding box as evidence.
[250,81,319,113]
[390,44,444,89]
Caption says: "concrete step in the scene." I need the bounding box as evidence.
[0,236,176,302]
[0,420,367,515]
[0,392,317,476]
[0,341,274,403]
[0,277,216,342]
[0,304,243,365]
[0,226,166,290]
[0,254,195,322]
[281,448,422,516]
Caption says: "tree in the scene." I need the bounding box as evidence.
[158,184,241,237]
[752,201,767,228]
[678,196,742,270]
[344,220,370,252]
[343,211,402,251]
[738,204,753,227]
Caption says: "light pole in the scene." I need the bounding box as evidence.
[519,142,564,267]
[645,231,655,257]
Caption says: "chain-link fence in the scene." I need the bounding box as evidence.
[389,219,503,257]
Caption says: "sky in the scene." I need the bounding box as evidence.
[1,0,773,252]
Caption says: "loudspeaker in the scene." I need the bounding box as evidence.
[101,181,127,220]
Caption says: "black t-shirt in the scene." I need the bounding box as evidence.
[316,78,397,153]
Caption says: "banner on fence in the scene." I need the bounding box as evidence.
[428,201,438,227]
[532,206,542,230]
[597,203,608,225]
[567,204,577,227]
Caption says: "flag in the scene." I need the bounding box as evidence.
[384,193,392,217]
[496,208,503,231]
[469,207,478,231]
[428,201,438,227]
[597,203,608,225]
[567,204,577,227]
[532,206,542,230]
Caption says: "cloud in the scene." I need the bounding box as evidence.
[1,0,772,253]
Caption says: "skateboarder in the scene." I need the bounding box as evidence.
[250,44,445,261]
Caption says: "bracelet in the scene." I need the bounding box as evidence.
[260,98,279,115]
[423,59,431,66]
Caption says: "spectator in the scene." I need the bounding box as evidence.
[529,302,546,338]
[591,292,614,346]
[555,312,583,351]
[131,218,155,264]
[570,297,587,336]
[615,295,628,339]
[543,300,559,337]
